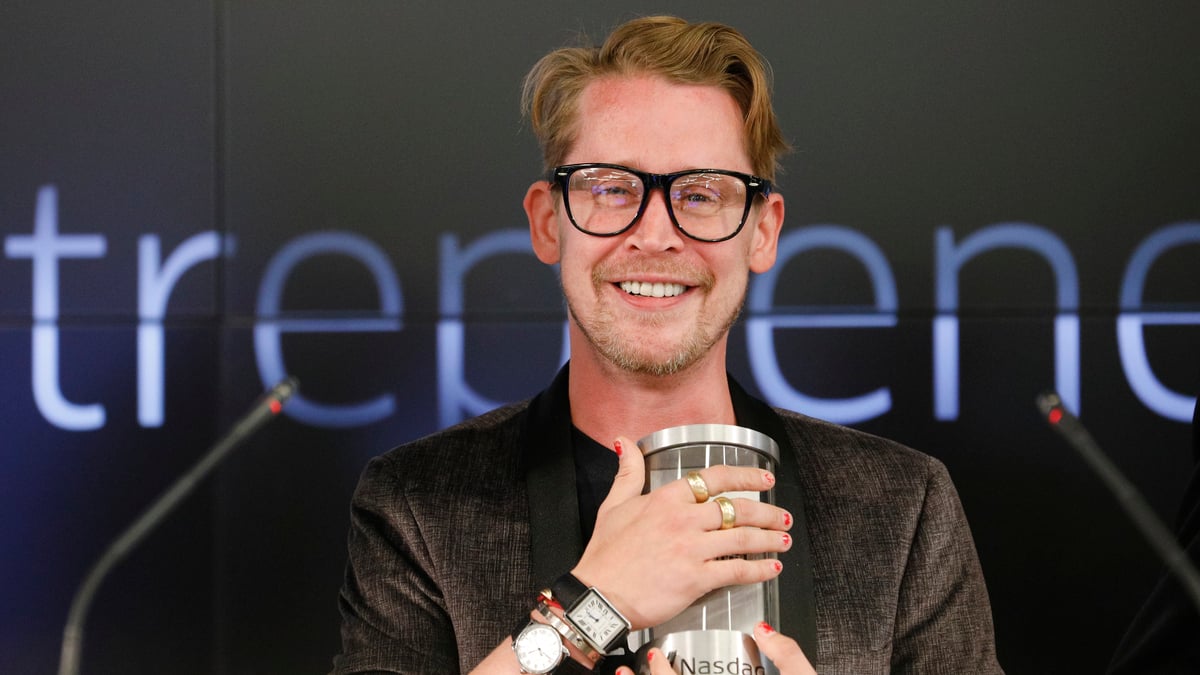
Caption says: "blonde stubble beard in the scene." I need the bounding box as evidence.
[563,262,745,377]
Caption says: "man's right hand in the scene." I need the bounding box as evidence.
[568,435,794,630]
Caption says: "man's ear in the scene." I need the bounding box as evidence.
[748,192,784,274]
[525,180,561,265]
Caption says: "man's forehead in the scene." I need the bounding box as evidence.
[568,75,752,173]
[579,74,733,111]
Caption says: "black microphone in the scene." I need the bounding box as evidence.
[1036,391,1200,615]
[57,377,299,675]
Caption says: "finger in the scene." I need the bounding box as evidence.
[615,667,637,675]
[754,622,817,675]
[700,527,794,561]
[647,648,677,675]
[664,464,776,504]
[697,497,792,532]
[602,435,646,506]
[703,556,784,589]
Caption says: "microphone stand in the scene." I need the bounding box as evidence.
[57,377,298,675]
[1037,391,1200,615]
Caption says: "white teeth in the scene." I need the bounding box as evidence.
[620,281,685,298]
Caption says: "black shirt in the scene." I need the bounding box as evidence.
[571,426,619,545]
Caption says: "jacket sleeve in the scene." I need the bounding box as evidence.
[330,455,460,674]
[890,461,1005,674]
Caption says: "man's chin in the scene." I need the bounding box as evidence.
[601,341,706,378]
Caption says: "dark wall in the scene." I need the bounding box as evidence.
[2,2,1197,674]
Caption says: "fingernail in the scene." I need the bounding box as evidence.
[613,439,623,457]
[757,621,776,635]
[774,561,783,573]
[763,471,775,486]
[647,649,655,663]
[782,533,791,548]
[783,512,793,528]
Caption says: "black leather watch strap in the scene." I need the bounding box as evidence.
[555,658,594,674]
[551,572,589,610]
[512,615,534,642]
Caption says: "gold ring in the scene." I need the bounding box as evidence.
[686,471,709,504]
[715,496,736,530]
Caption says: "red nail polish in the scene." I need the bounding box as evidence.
[783,512,793,528]
[613,439,623,457]
[758,621,776,635]
[782,533,791,547]
[647,649,655,663]
[763,471,775,486]
[774,561,783,573]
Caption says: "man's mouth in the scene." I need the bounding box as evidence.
[618,280,687,298]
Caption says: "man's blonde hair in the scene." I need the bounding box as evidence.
[521,15,789,182]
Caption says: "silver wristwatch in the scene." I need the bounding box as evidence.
[535,589,602,665]
[552,573,631,655]
[512,619,568,674]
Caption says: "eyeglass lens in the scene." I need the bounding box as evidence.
[565,166,749,240]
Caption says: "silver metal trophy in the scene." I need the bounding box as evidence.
[633,424,781,675]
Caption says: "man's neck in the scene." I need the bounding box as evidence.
[567,344,737,447]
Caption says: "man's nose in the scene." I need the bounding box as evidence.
[625,189,684,251]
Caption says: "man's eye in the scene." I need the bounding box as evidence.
[674,188,721,209]
[589,181,640,205]
[594,183,633,196]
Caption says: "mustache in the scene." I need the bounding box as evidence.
[592,259,716,290]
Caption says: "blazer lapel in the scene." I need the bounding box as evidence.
[520,365,584,591]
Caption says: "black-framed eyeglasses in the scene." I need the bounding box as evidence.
[548,163,773,243]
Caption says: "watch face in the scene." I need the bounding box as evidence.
[513,623,563,674]
[566,590,627,650]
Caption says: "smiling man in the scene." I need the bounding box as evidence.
[526,74,779,388]
[331,16,1003,675]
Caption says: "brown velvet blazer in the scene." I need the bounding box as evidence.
[331,366,1003,674]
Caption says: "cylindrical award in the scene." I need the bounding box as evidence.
[633,424,781,675]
